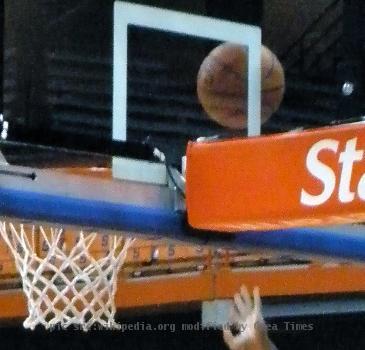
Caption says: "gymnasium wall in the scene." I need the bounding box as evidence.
[263,0,337,54]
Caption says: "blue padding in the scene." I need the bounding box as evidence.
[2,187,365,261]
[231,228,365,261]
[0,187,182,236]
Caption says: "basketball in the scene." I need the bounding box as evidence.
[197,43,285,129]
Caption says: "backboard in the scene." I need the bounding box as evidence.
[113,1,262,166]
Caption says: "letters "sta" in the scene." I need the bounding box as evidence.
[300,138,365,206]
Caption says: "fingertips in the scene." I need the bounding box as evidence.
[253,286,262,315]
[240,285,253,310]
[234,292,248,317]
[229,303,241,324]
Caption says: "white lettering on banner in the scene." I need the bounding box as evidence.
[301,139,339,206]
[338,138,363,202]
[300,138,364,206]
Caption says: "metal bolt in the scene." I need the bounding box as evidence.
[342,81,355,96]
[0,114,8,140]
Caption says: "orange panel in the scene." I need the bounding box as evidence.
[0,291,27,319]
[0,228,25,276]
[157,244,209,261]
[2,263,365,320]
[186,123,365,231]
[0,269,214,319]
[0,260,17,276]
[117,270,214,308]
[126,245,158,264]
[215,263,365,298]
[54,167,112,179]
[37,228,109,268]
[0,243,14,276]
[0,239,10,256]
[125,242,210,265]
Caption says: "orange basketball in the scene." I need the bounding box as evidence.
[197,43,285,129]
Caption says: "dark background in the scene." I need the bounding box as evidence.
[1,311,365,349]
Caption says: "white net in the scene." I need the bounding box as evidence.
[0,221,134,331]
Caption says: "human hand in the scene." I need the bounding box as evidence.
[223,285,274,350]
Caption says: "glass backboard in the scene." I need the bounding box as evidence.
[113,1,262,162]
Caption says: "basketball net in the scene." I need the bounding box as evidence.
[0,221,134,331]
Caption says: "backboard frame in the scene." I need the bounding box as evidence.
[112,1,262,142]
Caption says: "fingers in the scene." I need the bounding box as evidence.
[233,285,257,318]
[233,284,255,318]
[240,285,253,311]
[234,285,263,321]
[253,286,262,316]
[224,285,265,350]
[228,303,243,333]
[234,293,249,319]
[229,303,240,322]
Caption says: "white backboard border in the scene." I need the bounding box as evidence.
[113,1,262,141]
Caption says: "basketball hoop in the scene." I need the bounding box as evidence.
[0,221,134,331]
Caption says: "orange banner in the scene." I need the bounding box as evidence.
[186,123,365,231]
